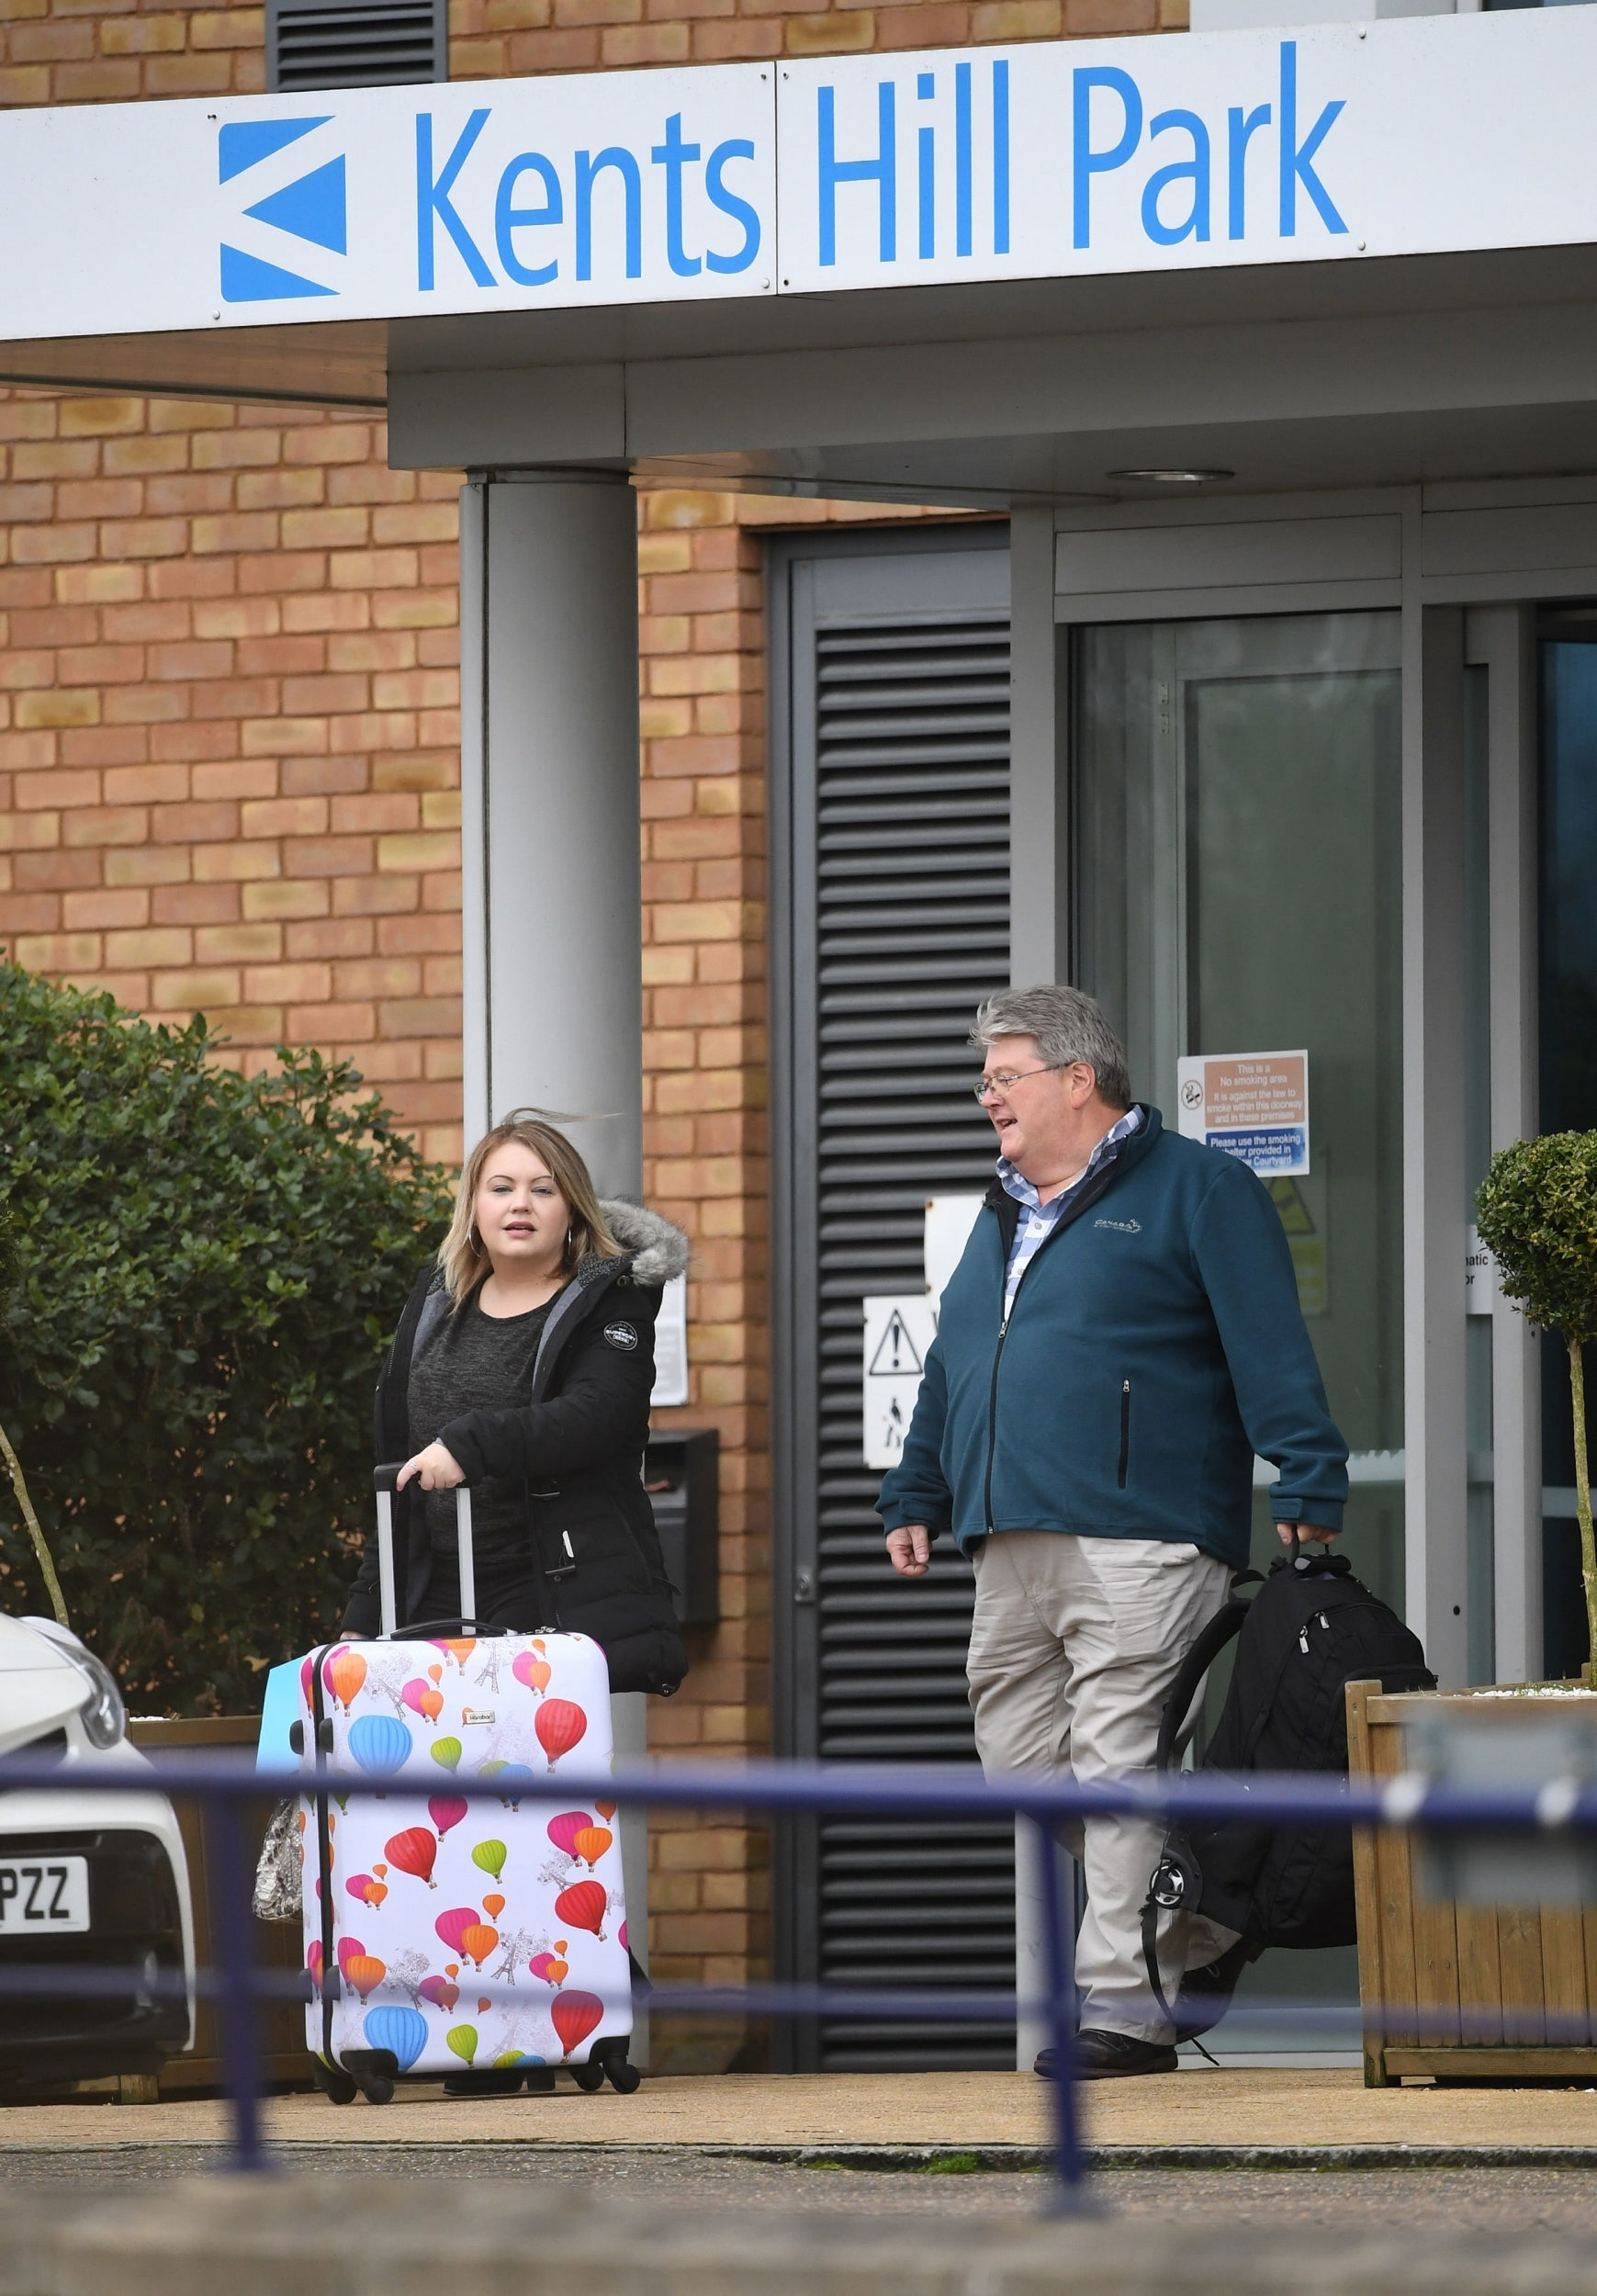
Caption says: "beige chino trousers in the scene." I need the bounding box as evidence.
[967,1529,1235,2043]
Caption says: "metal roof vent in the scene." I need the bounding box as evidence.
[266,0,447,91]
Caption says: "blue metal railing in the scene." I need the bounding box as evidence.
[2,1750,1594,2205]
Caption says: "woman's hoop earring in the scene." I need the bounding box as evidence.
[566,1225,575,1259]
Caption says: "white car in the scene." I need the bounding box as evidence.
[0,1614,195,2094]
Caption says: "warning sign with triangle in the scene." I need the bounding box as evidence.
[868,1308,924,1377]
[861,1295,937,1469]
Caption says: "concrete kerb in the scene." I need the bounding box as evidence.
[5,2176,1597,2296]
[12,2139,1597,2174]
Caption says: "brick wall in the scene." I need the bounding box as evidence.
[0,392,465,1163]
[452,0,1185,70]
[0,2,264,107]
[0,0,1167,2066]
[0,0,1183,109]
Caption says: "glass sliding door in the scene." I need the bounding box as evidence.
[1075,612,1405,1604]
[1074,609,1405,2053]
[1538,611,1597,1678]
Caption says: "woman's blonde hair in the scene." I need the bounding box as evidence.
[439,1111,622,1306]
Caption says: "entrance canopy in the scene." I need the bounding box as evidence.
[6,10,1597,499]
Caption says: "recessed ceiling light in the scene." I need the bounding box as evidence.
[1106,467,1235,485]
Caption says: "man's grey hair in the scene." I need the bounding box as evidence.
[969,985,1132,1110]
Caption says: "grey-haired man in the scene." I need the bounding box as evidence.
[877,985,1347,2079]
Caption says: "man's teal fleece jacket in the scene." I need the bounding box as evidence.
[876,1107,1348,1570]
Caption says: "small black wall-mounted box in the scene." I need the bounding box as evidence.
[644,1427,720,1626]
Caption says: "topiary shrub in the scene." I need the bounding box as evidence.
[1476,1131,1597,1687]
[0,962,451,1714]
[0,1203,69,1628]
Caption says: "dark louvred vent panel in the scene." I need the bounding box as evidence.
[806,605,1015,2072]
[268,0,445,90]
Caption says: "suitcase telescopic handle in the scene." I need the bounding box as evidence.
[373,1464,476,1639]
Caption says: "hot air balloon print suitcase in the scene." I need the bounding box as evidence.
[293,1469,637,2104]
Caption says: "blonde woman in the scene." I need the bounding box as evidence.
[340,1112,690,1704]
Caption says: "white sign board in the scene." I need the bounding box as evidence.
[1177,1048,1310,1176]
[649,1273,689,1407]
[1466,1224,1497,1317]
[862,1294,938,1472]
[0,67,774,336]
[924,1194,984,1306]
[773,15,1597,296]
[10,13,1597,337]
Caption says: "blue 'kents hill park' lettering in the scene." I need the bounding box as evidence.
[405,39,1344,297]
[1074,41,1346,248]
[415,108,762,289]
[817,60,1011,265]
[813,41,1345,270]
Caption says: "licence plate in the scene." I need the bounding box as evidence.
[0,1855,90,1934]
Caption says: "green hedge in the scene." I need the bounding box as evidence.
[0,962,451,1714]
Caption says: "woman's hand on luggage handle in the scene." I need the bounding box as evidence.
[1277,1521,1337,1545]
[398,1440,465,1492]
[886,1525,932,1577]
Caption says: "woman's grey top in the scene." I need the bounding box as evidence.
[406,1286,558,1564]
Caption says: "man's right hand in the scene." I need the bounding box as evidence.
[886,1525,932,1577]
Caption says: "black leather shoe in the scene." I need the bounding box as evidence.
[1034,2029,1179,2080]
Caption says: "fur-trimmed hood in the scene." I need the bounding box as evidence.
[601,1199,691,1288]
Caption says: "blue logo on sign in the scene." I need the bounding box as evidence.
[219,117,346,303]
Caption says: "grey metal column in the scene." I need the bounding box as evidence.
[1402,600,1470,1687]
[1008,507,1068,988]
[458,470,643,1195]
[459,472,648,2061]
[1478,606,1542,1683]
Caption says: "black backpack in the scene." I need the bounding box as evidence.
[1139,1540,1434,2040]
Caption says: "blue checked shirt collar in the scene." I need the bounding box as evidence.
[996,1105,1144,1311]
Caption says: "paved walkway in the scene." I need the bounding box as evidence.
[9,2165,1597,2296]
[4,2070,1597,2163]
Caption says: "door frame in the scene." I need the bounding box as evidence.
[766,520,1012,2068]
[1045,481,1580,1686]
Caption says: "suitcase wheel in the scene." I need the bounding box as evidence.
[341,2048,398,2106]
[312,2060,358,2108]
[588,2039,640,2095]
[568,2060,605,2092]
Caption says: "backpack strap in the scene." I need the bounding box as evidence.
[1141,1570,1261,2037]
[1152,1572,1261,1773]
[1142,1892,1177,2033]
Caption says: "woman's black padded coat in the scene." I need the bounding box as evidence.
[343,1200,691,1697]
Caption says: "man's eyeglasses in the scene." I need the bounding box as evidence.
[973,1064,1070,1103]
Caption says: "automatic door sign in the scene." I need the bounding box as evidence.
[1466,1224,1498,1317]
[650,1273,689,1407]
[924,1193,984,1308]
[1176,1050,1310,1177]
[862,1295,939,1470]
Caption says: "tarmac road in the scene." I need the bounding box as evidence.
[3,2146,1597,2226]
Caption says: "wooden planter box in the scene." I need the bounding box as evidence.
[127,1715,309,2097]
[1347,1679,1597,2086]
